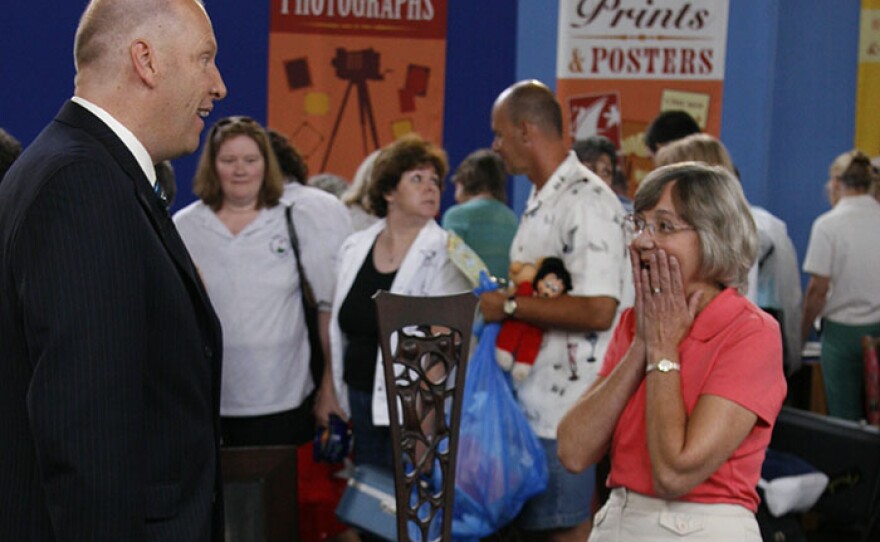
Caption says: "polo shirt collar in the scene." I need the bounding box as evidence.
[688,288,745,342]
[524,151,584,216]
[835,194,877,211]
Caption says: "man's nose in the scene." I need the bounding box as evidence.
[211,64,228,101]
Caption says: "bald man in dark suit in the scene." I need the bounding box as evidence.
[0,0,228,540]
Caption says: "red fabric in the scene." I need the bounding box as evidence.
[297,443,348,541]
[598,289,787,512]
[863,336,880,426]
[496,282,543,367]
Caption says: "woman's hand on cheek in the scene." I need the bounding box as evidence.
[629,244,646,341]
[668,253,703,323]
[642,250,700,354]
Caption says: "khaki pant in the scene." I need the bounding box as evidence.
[589,488,761,542]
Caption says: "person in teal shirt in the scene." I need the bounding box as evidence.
[442,149,519,279]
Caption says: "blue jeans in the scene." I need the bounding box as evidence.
[516,437,595,530]
[347,387,393,471]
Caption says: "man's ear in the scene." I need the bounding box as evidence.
[518,120,531,143]
[130,39,158,88]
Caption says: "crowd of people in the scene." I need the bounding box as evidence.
[1,1,879,541]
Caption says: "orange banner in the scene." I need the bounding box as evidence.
[268,0,447,181]
[556,0,729,190]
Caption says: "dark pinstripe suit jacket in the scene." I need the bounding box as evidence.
[0,101,224,541]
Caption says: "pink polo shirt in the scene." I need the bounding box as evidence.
[598,288,786,512]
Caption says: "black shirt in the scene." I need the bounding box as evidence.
[338,243,396,391]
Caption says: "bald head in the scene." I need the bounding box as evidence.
[72,0,225,163]
[74,0,204,77]
[491,80,570,187]
[494,80,563,140]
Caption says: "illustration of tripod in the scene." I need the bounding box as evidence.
[321,48,384,172]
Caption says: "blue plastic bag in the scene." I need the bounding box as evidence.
[451,272,548,540]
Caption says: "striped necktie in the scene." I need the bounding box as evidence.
[153,180,169,211]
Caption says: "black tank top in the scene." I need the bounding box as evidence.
[338,243,397,391]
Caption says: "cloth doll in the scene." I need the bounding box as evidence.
[496,257,572,381]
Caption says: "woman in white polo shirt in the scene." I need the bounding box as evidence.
[174,116,336,446]
[802,150,880,421]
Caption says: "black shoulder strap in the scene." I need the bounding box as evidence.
[285,204,325,389]
[285,204,317,308]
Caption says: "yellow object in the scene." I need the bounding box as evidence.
[391,120,413,139]
[304,92,329,116]
[660,90,711,130]
[855,1,880,155]
[447,232,488,287]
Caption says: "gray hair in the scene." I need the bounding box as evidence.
[654,133,734,173]
[341,149,381,210]
[634,162,757,294]
[308,173,349,198]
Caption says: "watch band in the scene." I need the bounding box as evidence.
[646,358,681,373]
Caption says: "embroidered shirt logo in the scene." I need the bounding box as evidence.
[269,235,290,257]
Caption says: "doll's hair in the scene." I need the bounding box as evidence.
[533,257,572,292]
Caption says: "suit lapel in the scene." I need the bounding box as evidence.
[56,101,218,333]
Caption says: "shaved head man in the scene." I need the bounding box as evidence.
[0,1,227,540]
[482,80,630,541]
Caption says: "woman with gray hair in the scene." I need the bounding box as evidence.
[341,149,381,231]
[558,162,786,541]
[655,133,803,376]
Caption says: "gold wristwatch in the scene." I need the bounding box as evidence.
[646,358,680,373]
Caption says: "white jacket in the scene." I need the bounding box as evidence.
[330,219,472,425]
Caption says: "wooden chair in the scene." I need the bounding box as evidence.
[374,291,477,541]
[221,446,299,542]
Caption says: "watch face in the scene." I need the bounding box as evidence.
[503,298,517,316]
[658,360,672,372]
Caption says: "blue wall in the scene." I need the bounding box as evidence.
[764,0,861,272]
[441,1,517,211]
[0,0,862,277]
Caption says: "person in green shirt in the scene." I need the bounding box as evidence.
[442,149,519,279]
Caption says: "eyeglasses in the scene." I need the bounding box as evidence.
[209,116,262,145]
[210,115,258,135]
[214,115,257,128]
[623,214,695,245]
